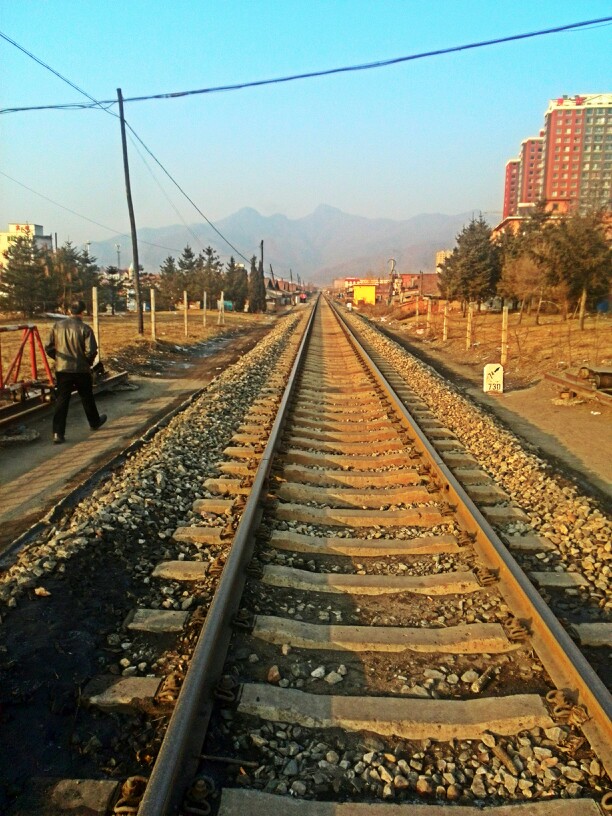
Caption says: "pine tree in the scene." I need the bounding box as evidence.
[54,241,83,310]
[158,255,181,309]
[439,217,500,309]
[0,235,47,316]
[76,247,100,312]
[177,245,197,300]
[248,255,262,312]
[200,246,224,305]
[225,257,249,312]
[257,257,267,312]
[539,210,612,327]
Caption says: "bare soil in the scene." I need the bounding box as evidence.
[0,309,272,387]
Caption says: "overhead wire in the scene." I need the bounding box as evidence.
[0,30,118,116]
[2,15,609,275]
[127,132,239,262]
[126,132,211,253]
[0,170,183,253]
[0,34,254,265]
[124,123,251,263]
[1,17,610,113]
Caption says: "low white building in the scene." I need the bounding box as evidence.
[0,223,53,269]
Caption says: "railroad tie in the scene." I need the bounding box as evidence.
[238,684,554,740]
[261,565,482,596]
[218,790,603,816]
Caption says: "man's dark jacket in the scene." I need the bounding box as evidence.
[45,316,98,373]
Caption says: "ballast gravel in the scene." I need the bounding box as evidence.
[345,311,611,616]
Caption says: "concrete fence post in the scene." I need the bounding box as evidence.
[501,305,509,366]
[466,303,474,351]
[150,288,156,341]
[218,290,225,326]
[184,290,188,337]
[92,286,100,364]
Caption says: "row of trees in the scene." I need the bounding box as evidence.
[0,236,270,316]
[0,237,101,316]
[156,245,267,313]
[438,207,611,326]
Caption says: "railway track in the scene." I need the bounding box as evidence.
[138,297,610,815]
[1,297,610,815]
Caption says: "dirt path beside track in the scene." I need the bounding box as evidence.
[0,325,271,552]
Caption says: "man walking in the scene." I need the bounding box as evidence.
[45,300,107,444]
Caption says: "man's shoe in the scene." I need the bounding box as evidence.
[90,414,107,430]
[53,433,65,444]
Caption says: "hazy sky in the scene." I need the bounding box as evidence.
[1,0,610,256]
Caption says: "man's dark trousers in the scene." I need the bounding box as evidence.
[53,372,101,436]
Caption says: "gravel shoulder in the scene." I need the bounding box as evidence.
[376,324,612,507]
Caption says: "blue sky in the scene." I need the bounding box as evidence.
[1,0,610,256]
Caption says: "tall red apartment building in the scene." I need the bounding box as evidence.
[500,94,611,226]
[519,135,544,210]
[502,160,520,219]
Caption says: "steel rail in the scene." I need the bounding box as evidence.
[331,298,612,777]
[137,299,318,816]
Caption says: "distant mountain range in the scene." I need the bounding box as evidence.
[89,205,480,285]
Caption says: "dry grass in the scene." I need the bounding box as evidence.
[0,309,273,385]
[362,302,612,389]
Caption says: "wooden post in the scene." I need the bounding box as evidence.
[501,305,509,366]
[150,288,156,341]
[415,298,420,327]
[92,286,100,363]
[466,303,474,351]
[203,291,207,327]
[184,290,188,337]
[218,290,225,326]
[578,286,587,331]
[426,298,432,335]
[443,301,448,342]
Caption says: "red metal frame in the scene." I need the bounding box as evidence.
[0,324,55,398]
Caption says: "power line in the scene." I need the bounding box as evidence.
[127,132,209,252]
[126,133,242,262]
[0,169,182,253]
[1,17,610,113]
[124,123,251,263]
[0,30,118,116]
[0,33,254,264]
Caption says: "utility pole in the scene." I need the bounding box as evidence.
[117,87,143,334]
